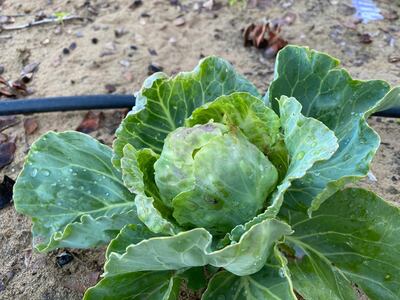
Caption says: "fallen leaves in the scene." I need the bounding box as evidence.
[244,23,288,58]
[23,118,38,134]
[0,139,16,169]
[0,60,39,98]
[0,116,19,131]
[0,175,14,209]
[76,111,104,134]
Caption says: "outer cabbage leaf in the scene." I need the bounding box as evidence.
[83,271,181,300]
[113,56,260,167]
[229,96,338,241]
[281,188,400,300]
[103,218,291,277]
[106,224,159,257]
[121,144,179,235]
[267,45,400,214]
[203,247,297,300]
[187,92,288,180]
[13,131,136,252]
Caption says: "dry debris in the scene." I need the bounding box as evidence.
[23,118,39,135]
[243,23,288,58]
[76,111,104,134]
[0,175,14,209]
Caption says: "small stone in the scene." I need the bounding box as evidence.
[69,42,77,50]
[130,45,138,50]
[62,48,70,55]
[359,33,372,44]
[41,38,50,45]
[173,17,185,27]
[0,65,5,75]
[105,84,117,93]
[168,37,177,45]
[388,55,400,63]
[21,62,39,76]
[56,252,73,267]
[148,48,157,56]
[129,0,143,9]
[54,26,62,35]
[114,28,128,38]
[76,31,84,38]
[148,63,163,75]
[91,37,98,44]
[119,60,130,67]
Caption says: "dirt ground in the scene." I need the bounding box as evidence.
[0,0,399,299]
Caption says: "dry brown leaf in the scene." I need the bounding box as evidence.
[76,111,104,134]
[24,118,38,135]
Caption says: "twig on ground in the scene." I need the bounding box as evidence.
[0,15,84,31]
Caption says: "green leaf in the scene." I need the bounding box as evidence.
[106,223,158,257]
[282,188,400,300]
[203,247,296,300]
[178,267,207,291]
[13,131,136,252]
[268,45,400,214]
[229,96,338,241]
[135,194,179,235]
[120,144,178,235]
[104,218,291,277]
[83,271,181,300]
[186,92,287,178]
[121,145,160,200]
[113,56,260,167]
[154,123,228,207]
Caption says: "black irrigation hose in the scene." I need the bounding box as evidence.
[0,95,135,116]
[0,94,399,118]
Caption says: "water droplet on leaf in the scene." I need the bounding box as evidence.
[30,168,38,177]
[296,151,305,160]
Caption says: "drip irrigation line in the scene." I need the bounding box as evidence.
[0,95,135,116]
[0,94,399,118]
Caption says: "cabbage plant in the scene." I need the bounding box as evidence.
[13,46,400,299]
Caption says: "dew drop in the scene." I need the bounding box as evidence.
[296,151,305,160]
[105,192,110,196]
[384,274,391,281]
[30,168,38,177]
[42,169,50,177]
[278,268,285,278]
[68,168,73,173]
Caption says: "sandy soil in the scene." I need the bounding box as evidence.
[0,0,399,299]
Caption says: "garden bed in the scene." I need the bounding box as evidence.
[0,0,399,299]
